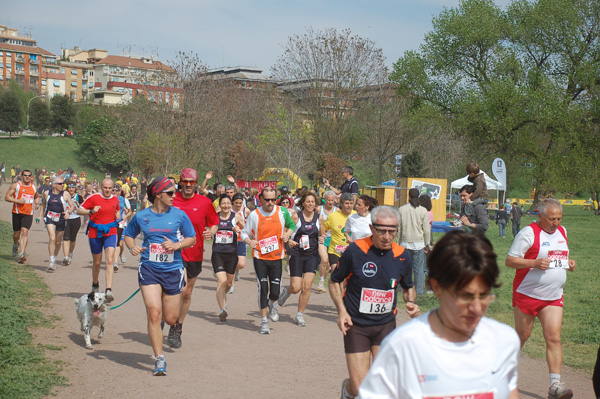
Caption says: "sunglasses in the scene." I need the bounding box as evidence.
[281,201,290,204]
[162,191,175,197]
[23,174,32,177]
[262,198,277,203]
[180,180,196,185]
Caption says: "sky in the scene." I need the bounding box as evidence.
[2,0,511,75]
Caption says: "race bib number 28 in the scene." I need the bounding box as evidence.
[359,288,394,314]
[547,250,569,269]
[215,230,234,244]
[149,243,174,263]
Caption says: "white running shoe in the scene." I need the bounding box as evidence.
[278,287,290,306]
[227,285,235,294]
[295,314,307,327]
[259,320,270,334]
[12,244,19,257]
[548,382,573,399]
[47,260,56,272]
[113,261,119,272]
[120,254,127,263]
[268,301,279,322]
[219,309,228,322]
[234,270,240,281]
[317,280,327,293]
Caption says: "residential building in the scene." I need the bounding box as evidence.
[0,25,55,93]
[207,66,276,89]
[92,55,181,107]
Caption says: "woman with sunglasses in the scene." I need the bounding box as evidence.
[62,180,83,265]
[228,193,251,294]
[359,230,520,399]
[210,194,245,321]
[278,192,325,326]
[124,176,196,376]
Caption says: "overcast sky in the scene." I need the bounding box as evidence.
[3,0,511,74]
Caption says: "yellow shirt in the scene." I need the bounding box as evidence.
[324,210,356,255]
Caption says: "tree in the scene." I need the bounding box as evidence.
[50,94,76,131]
[399,150,427,178]
[272,27,389,156]
[0,90,23,138]
[390,0,600,203]
[28,98,51,135]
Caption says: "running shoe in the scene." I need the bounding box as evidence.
[234,270,240,281]
[152,355,167,376]
[285,263,290,275]
[219,309,228,322]
[12,244,19,257]
[120,254,127,263]
[548,382,573,399]
[47,260,56,272]
[295,314,307,327]
[92,283,99,293]
[167,324,182,349]
[66,255,72,265]
[227,285,235,294]
[268,301,279,322]
[105,289,114,303]
[259,320,270,334]
[18,253,27,264]
[278,287,290,306]
[317,280,327,293]
[63,257,69,266]
[113,261,119,273]
[340,378,352,399]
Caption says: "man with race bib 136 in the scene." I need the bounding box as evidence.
[330,205,419,399]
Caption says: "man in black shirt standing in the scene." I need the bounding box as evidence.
[323,166,359,203]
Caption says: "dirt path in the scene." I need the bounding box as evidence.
[0,198,593,398]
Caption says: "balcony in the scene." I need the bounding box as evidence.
[15,69,25,75]
[15,55,25,63]
[30,69,39,76]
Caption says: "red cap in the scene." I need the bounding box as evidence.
[180,168,198,181]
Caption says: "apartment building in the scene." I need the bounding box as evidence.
[0,25,55,93]
[208,66,276,89]
[92,55,181,107]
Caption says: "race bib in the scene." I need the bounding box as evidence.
[359,288,394,314]
[258,236,279,255]
[335,244,348,254]
[118,221,126,229]
[300,235,310,250]
[22,194,34,204]
[47,211,60,222]
[215,230,234,244]
[149,243,174,263]
[424,391,495,399]
[548,250,569,269]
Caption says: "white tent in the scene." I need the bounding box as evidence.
[449,171,505,209]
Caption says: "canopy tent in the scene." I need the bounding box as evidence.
[449,171,506,210]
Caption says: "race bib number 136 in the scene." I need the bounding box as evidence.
[359,288,394,314]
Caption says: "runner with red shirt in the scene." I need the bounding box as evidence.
[78,178,120,302]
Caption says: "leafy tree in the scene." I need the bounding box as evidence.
[272,27,388,156]
[28,98,51,135]
[390,0,600,203]
[0,90,23,138]
[50,95,76,131]
[76,117,129,171]
[399,150,427,178]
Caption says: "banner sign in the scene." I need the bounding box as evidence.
[492,158,507,189]
[411,179,441,200]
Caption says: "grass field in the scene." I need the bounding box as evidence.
[416,206,600,373]
[0,136,105,182]
[0,221,67,398]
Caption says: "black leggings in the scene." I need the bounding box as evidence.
[593,344,600,398]
[253,259,282,309]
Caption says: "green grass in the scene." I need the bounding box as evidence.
[0,136,105,182]
[0,221,68,398]
[414,206,599,373]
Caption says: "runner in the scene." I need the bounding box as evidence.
[329,205,419,399]
[210,195,244,321]
[114,184,131,271]
[38,176,74,271]
[506,198,576,399]
[77,178,120,302]
[241,186,296,334]
[126,183,140,214]
[324,192,356,273]
[359,230,519,399]
[344,195,377,243]
[170,168,219,349]
[316,190,338,292]
[63,180,83,265]
[124,176,196,376]
[229,192,251,294]
[4,170,40,263]
[278,192,325,326]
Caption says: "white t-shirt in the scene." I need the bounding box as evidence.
[508,224,569,300]
[358,312,520,399]
[344,213,372,241]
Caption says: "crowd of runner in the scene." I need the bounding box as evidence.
[4,163,596,399]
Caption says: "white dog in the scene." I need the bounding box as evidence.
[74,291,108,349]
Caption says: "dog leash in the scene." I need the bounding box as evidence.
[109,288,140,310]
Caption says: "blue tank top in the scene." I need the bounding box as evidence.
[289,211,319,256]
[45,191,66,219]
[213,212,237,253]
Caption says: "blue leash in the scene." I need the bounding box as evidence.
[109,288,140,310]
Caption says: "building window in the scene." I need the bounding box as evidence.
[53,81,60,87]
[30,54,37,61]
[71,69,77,75]
[7,63,11,69]
[42,80,47,86]
[70,92,77,100]
[165,92,170,102]
[5,52,11,57]
[0,62,3,68]
[0,51,3,56]
[60,68,65,74]
[88,82,93,88]
[71,81,77,87]
[89,71,94,76]
[129,89,133,95]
